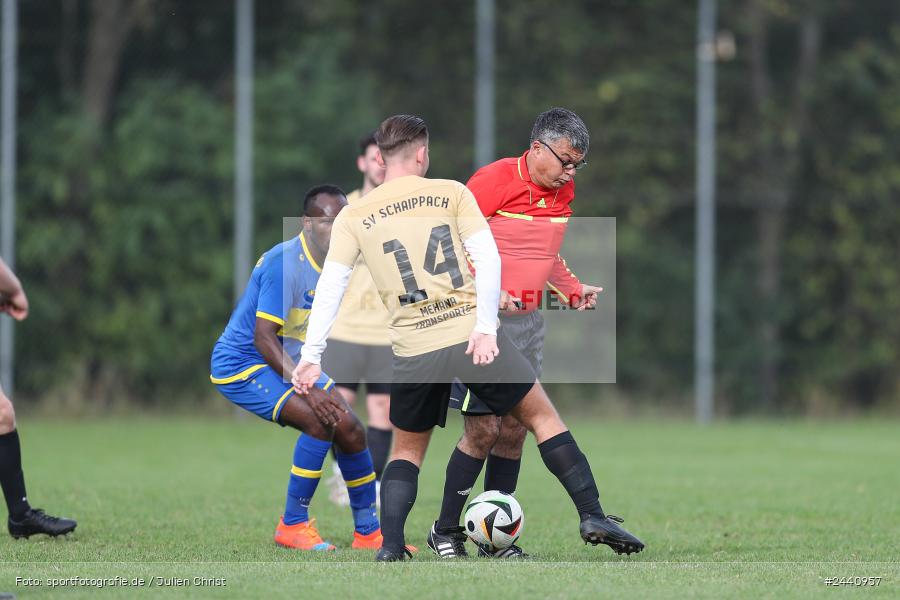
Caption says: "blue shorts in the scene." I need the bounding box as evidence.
[212,365,335,424]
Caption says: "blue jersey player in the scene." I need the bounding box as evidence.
[211,185,382,551]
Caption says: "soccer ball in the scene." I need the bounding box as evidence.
[463,490,524,551]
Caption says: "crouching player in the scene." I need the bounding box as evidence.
[210,185,381,551]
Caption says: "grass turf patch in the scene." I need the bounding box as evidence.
[1,415,897,598]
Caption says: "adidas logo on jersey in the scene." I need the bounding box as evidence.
[536,198,547,208]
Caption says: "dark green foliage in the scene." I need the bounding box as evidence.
[7,1,900,412]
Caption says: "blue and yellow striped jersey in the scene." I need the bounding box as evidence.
[211,233,322,381]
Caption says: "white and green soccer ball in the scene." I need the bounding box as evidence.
[463,490,524,550]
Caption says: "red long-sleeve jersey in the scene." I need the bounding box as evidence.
[466,150,583,312]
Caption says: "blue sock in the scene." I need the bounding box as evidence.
[336,449,379,535]
[284,434,331,525]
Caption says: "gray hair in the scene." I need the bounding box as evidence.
[529,107,590,154]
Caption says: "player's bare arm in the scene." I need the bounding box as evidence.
[254,317,298,381]
[573,283,602,310]
[460,227,503,365]
[254,317,344,426]
[288,363,345,428]
[292,361,321,395]
[305,385,345,427]
[465,331,499,365]
[0,259,29,321]
[294,259,355,392]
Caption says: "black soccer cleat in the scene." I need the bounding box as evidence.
[476,542,529,559]
[579,514,644,555]
[8,508,77,539]
[427,522,469,559]
[375,546,413,562]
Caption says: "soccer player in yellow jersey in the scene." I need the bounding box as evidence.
[322,132,393,506]
[293,115,644,561]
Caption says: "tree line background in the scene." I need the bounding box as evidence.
[6,0,900,415]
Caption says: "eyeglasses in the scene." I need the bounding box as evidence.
[538,140,587,171]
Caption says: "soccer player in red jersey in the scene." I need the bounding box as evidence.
[430,108,619,559]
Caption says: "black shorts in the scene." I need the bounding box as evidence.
[390,328,536,432]
[449,311,545,416]
[321,339,392,395]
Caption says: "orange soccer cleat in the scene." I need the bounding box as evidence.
[351,528,418,552]
[274,517,336,551]
[351,528,383,549]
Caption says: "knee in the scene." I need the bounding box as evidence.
[336,412,367,452]
[0,394,15,433]
[497,417,528,447]
[460,416,501,456]
[347,413,366,445]
[388,431,430,467]
[366,393,391,427]
[368,393,390,415]
[304,418,334,442]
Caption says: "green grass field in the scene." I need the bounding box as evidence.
[0,415,897,598]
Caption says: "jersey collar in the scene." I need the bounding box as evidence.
[299,232,323,273]
[516,150,533,183]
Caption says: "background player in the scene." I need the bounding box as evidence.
[435,107,602,558]
[0,258,77,539]
[322,132,393,506]
[210,185,381,551]
[292,114,644,562]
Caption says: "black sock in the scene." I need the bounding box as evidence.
[366,426,392,480]
[380,459,419,552]
[538,431,604,519]
[436,448,485,531]
[484,454,521,494]
[0,430,30,520]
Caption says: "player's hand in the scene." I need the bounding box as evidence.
[573,284,602,311]
[465,331,499,365]
[303,386,347,427]
[499,290,523,312]
[0,290,28,321]
[292,361,321,395]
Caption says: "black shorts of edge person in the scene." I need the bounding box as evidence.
[321,338,393,395]
[449,311,545,417]
[390,327,536,432]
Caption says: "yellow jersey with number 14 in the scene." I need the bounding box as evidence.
[326,176,490,357]
[329,188,392,345]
